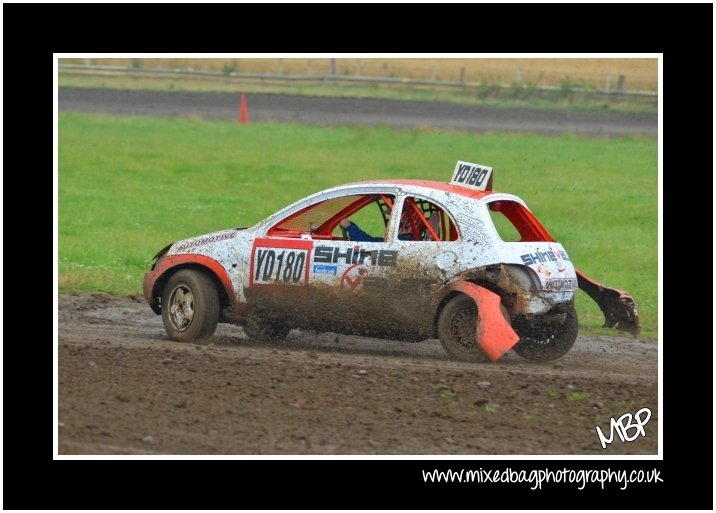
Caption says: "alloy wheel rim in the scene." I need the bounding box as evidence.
[168,285,194,331]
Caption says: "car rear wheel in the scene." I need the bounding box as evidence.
[437,294,489,363]
[161,269,220,342]
[512,303,578,361]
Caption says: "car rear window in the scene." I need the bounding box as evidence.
[486,200,552,242]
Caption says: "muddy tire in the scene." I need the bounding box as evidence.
[437,294,489,363]
[243,315,291,341]
[161,269,219,342]
[512,303,578,361]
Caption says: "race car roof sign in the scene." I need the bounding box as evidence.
[450,160,493,191]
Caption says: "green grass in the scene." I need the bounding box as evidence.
[568,391,589,402]
[58,113,658,339]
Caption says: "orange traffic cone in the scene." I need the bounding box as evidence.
[238,93,249,124]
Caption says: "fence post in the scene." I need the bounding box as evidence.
[330,58,336,75]
[616,74,625,93]
[277,58,283,75]
[605,74,611,93]
[459,66,465,83]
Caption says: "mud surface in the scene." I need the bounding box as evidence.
[58,87,657,137]
[58,293,658,455]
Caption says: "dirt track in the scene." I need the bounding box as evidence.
[58,87,657,137]
[58,293,658,455]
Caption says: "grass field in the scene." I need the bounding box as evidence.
[58,113,658,339]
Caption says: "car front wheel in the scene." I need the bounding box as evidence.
[161,269,220,342]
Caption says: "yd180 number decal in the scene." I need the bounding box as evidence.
[253,248,308,285]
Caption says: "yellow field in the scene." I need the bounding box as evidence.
[60,57,657,92]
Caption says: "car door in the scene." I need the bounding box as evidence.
[246,188,400,335]
[300,190,400,336]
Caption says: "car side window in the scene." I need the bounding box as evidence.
[331,194,395,241]
[395,197,459,242]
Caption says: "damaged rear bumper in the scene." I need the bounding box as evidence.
[576,269,640,336]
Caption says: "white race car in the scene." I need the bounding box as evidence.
[144,161,639,362]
